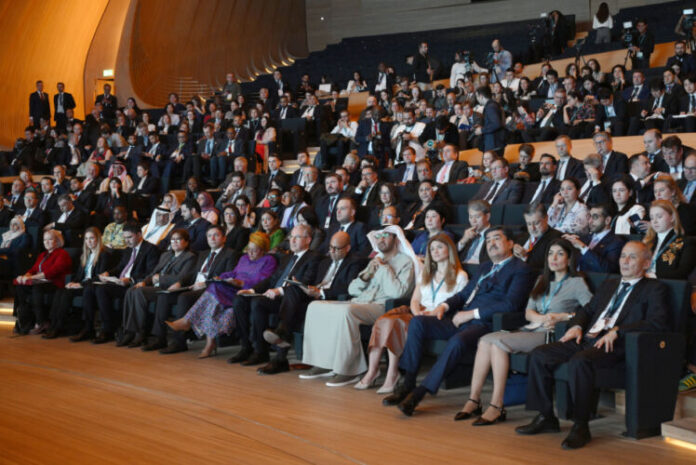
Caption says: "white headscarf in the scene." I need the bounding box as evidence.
[367,225,421,277]
[1,217,25,248]
[142,206,174,245]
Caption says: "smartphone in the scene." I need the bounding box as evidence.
[628,213,642,224]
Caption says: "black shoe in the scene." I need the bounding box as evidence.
[142,339,167,352]
[42,329,59,339]
[257,359,290,375]
[515,413,561,435]
[116,332,135,347]
[382,380,413,407]
[227,348,252,364]
[70,328,94,342]
[397,392,420,417]
[159,343,187,355]
[472,404,507,426]
[128,333,146,348]
[241,351,270,366]
[454,398,483,421]
[561,422,591,450]
[92,332,115,344]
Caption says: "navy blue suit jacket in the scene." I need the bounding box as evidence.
[444,257,535,325]
[577,231,625,273]
[481,100,506,152]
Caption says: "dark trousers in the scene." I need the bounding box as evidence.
[526,338,625,422]
[277,285,314,333]
[95,283,129,333]
[15,283,57,331]
[209,155,229,184]
[153,289,203,347]
[49,287,83,332]
[234,295,281,354]
[398,315,489,394]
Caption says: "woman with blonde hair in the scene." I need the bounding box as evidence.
[356,233,468,393]
[653,174,696,235]
[642,200,696,279]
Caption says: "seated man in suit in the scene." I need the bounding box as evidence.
[512,203,562,269]
[419,116,459,163]
[300,225,417,387]
[132,162,160,219]
[395,147,418,185]
[457,200,491,265]
[472,157,523,205]
[636,128,670,174]
[563,204,625,273]
[301,165,325,207]
[666,40,696,77]
[17,190,46,232]
[386,226,535,415]
[320,198,371,257]
[44,195,87,247]
[577,153,611,207]
[257,231,364,374]
[353,164,382,211]
[52,165,70,195]
[522,89,568,143]
[216,171,257,211]
[314,172,344,232]
[38,177,59,214]
[622,70,650,107]
[230,225,320,366]
[679,153,696,204]
[257,154,290,204]
[171,200,210,252]
[117,133,143,174]
[512,144,540,183]
[150,225,238,353]
[676,74,696,133]
[318,110,357,170]
[592,132,628,182]
[629,79,679,135]
[523,154,560,204]
[554,135,586,183]
[517,241,669,449]
[594,89,628,137]
[628,153,656,204]
[433,144,468,185]
[91,224,161,343]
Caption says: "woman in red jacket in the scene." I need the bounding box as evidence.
[14,229,72,335]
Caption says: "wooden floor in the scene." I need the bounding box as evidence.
[1,327,694,465]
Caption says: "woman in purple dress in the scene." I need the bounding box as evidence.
[166,231,277,358]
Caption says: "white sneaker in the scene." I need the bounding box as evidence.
[298,367,334,379]
[326,374,361,387]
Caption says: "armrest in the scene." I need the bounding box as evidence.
[385,297,410,311]
[492,312,527,332]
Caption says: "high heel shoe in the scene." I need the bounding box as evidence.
[198,343,218,359]
[454,398,482,421]
[472,403,507,426]
[166,319,191,332]
[354,370,381,390]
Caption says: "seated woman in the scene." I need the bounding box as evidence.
[197,191,219,225]
[234,195,256,229]
[563,90,595,139]
[356,233,467,393]
[368,183,401,231]
[166,232,278,358]
[95,177,129,229]
[260,209,285,253]
[222,204,250,252]
[455,238,592,425]
[142,206,175,247]
[13,230,73,335]
[278,207,325,252]
[0,217,31,279]
[611,175,646,235]
[49,228,113,340]
[643,200,696,279]
[653,174,696,235]
[403,180,445,231]
[547,178,589,235]
[86,136,114,168]
[410,206,455,256]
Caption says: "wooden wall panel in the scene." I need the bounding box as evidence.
[0,0,108,148]
[127,0,308,107]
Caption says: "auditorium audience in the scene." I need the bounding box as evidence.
[643,200,696,279]
[548,178,590,234]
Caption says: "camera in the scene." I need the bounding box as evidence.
[684,9,695,32]
[621,21,634,48]
[460,50,471,66]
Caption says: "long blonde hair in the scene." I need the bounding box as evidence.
[421,233,462,291]
[643,200,684,247]
[81,227,105,267]
[653,174,687,205]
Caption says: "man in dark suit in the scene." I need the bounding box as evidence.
[132,162,160,218]
[192,123,222,184]
[258,231,364,374]
[230,224,320,366]
[257,154,290,201]
[593,132,628,182]
[517,241,668,449]
[29,80,50,129]
[678,153,696,204]
[170,200,210,252]
[395,147,419,184]
[17,190,46,231]
[314,172,344,232]
[272,95,299,122]
[270,70,290,103]
[388,227,536,415]
[666,40,696,77]
[629,79,680,135]
[522,154,561,204]
[419,117,459,162]
[593,89,629,137]
[353,165,382,210]
[46,195,87,247]
[53,82,76,133]
[320,198,371,257]
[411,42,433,84]
[537,69,561,100]
[433,144,468,185]
[676,74,696,133]
[513,203,562,270]
[7,179,26,214]
[302,165,326,207]
[355,107,385,158]
[37,177,59,214]
[565,204,625,273]
[622,70,651,119]
[472,158,523,205]
[628,153,656,205]
[522,89,568,143]
[577,154,611,208]
[95,83,118,122]
[52,165,70,195]
[70,177,97,214]
[474,86,506,155]
[153,225,238,353]
[117,134,143,174]
[554,135,586,183]
[635,128,670,174]
[92,224,160,343]
[629,19,655,70]
[457,200,491,265]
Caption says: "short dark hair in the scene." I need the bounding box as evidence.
[662,135,683,151]
[206,224,224,235]
[590,203,614,219]
[123,223,143,235]
[484,225,513,241]
[649,78,665,92]
[170,228,190,243]
[524,203,547,217]
[539,153,557,165]
[476,86,492,100]
[183,199,201,214]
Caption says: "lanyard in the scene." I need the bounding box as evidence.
[539,275,568,315]
[430,278,446,305]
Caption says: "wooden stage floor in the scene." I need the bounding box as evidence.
[1,327,694,465]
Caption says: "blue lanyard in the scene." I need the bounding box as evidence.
[539,275,568,315]
[430,278,446,305]
[477,256,511,285]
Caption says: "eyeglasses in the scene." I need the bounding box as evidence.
[375,233,393,239]
[171,237,185,242]
[329,244,347,251]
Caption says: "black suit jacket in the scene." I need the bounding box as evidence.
[577,231,625,273]
[259,170,291,197]
[602,151,628,181]
[180,248,238,285]
[181,218,211,252]
[52,208,87,240]
[594,99,628,131]
[395,164,418,183]
[71,249,114,284]
[143,250,198,288]
[108,240,161,282]
[133,175,160,197]
[580,179,611,207]
[353,182,382,208]
[314,193,343,231]
[458,230,490,265]
[253,250,320,292]
[515,227,562,270]
[313,254,365,300]
[306,182,325,206]
[272,105,299,122]
[29,92,51,123]
[570,277,669,335]
[679,203,696,236]
[433,161,469,184]
[472,178,523,204]
[53,92,76,116]
[558,156,586,183]
[522,178,561,204]
[21,208,47,230]
[321,221,371,257]
[73,189,96,214]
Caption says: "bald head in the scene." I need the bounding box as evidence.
[619,241,651,280]
[329,231,351,260]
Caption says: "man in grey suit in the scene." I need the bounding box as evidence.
[118,229,198,347]
[472,157,523,204]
